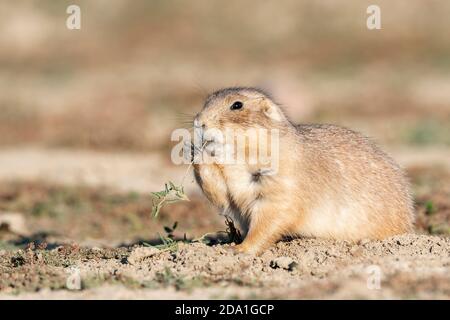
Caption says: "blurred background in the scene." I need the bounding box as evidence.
[0,0,449,247]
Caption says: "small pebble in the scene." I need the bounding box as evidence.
[270,256,298,271]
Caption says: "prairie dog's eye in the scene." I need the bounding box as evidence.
[230,101,243,110]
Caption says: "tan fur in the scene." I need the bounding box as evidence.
[193,87,414,254]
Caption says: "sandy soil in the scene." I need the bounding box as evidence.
[0,148,448,299]
[0,234,448,299]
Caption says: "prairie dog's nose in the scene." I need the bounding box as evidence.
[194,117,205,129]
[193,116,205,146]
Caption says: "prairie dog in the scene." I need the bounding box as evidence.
[193,87,414,254]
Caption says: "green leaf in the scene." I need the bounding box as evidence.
[151,200,163,217]
[175,189,189,201]
[151,191,167,199]
[168,181,177,190]
[151,178,191,217]
[425,200,435,216]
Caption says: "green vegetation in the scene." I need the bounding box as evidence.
[425,200,435,216]
[151,182,189,217]
[406,121,450,146]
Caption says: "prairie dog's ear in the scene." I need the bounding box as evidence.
[262,99,284,122]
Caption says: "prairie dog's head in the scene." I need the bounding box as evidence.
[194,87,288,132]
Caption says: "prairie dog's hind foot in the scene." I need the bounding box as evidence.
[226,243,261,256]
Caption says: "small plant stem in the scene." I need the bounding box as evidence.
[180,140,208,186]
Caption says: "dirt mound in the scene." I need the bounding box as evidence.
[1,234,448,299]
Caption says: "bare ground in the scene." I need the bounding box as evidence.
[0,234,448,299]
[0,148,449,299]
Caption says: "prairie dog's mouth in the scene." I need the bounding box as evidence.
[193,126,204,145]
[192,127,213,151]
[193,123,226,154]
